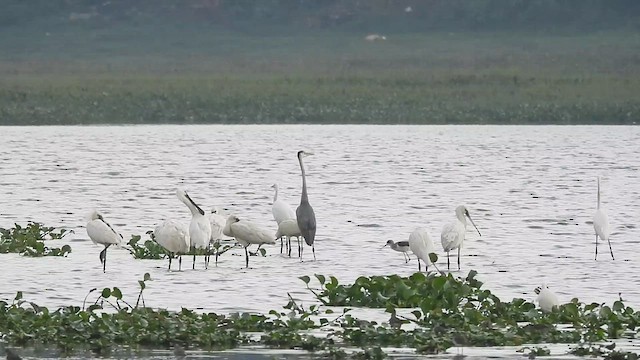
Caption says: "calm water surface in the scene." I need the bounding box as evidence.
[1,125,639,357]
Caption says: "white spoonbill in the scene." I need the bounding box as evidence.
[271,183,296,253]
[296,150,317,261]
[441,205,481,271]
[593,177,614,260]
[176,188,212,269]
[534,283,560,312]
[86,210,123,273]
[153,219,190,271]
[223,215,276,268]
[382,240,411,263]
[209,206,227,265]
[275,218,302,257]
[408,228,436,272]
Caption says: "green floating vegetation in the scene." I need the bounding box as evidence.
[2,271,640,359]
[0,222,72,257]
[127,232,244,261]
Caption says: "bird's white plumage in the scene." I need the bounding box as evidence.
[441,205,472,252]
[224,215,276,247]
[275,219,301,239]
[176,188,211,250]
[272,184,296,224]
[86,210,122,246]
[408,227,435,265]
[593,208,610,241]
[154,219,190,254]
[209,207,227,244]
[536,284,560,312]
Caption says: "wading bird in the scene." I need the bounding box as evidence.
[593,177,614,260]
[86,210,123,273]
[408,228,436,272]
[223,215,275,268]
[153,219,190,271]
[296,150,317,261]
[382,239,411,263]
[275,218,302,257]
[176,188,212,269]
[441,205,481,271]
[534,283,560,312]
[271,183,296,253]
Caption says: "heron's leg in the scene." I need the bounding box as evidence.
[300,243,304,262]
[288,237,292,257]
[102,248,107,273]
[446,251,450,270]
[298,237,302,258]
[607,237,615,260]
[595,234,599,260]
[193,248,196,269]
[280,237,283,253]
[312,243,316,261]
[457,247,461,270]
[244,246,250,268]
[179,255,182,271]
[417,258,421,272]
[168,256,172,271]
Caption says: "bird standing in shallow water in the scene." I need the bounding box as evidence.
[593,176,614,260]
[535,283,560,312]
[86,210,123,273]
[176,188,212,269]
[440,205,481,271]
[408,228,436,272]
[382,239,411,263]
[223,214,275,268]
[271,183,296,254]
[296,150,317,261]
[153,219,190,271]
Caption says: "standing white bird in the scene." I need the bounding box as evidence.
[441,205,481,271]
[209,206,227,265]
[275,218,302,257]
[176,188,212,269]
[382,240,411,263]
[296,150,317,261]
[86,210,123,273]
[534,283,560,312]
[271,183,296,254]
[153,219,190,271]
[408,228,436,272]
[223,215,276,268]
[593,177,614,260]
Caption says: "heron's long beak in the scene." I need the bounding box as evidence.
[467,215,482,236]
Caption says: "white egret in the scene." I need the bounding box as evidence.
[153,219,190,271]
[223,215,276,268]
[275,218,302,257]
[382,240,411,263]
[86,210,123,273]
[441,205,481,271]
[408,227,436,272]
[209,206,227,265]
[176,188,212,269]
[534,283,560,312]
[296,150,317,261]
[593,177,614,260]
[271,183,296,254]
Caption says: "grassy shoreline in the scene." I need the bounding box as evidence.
[1,31,639,125]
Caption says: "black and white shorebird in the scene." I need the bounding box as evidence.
[382,239,411,263]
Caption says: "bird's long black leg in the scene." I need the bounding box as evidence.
[312,244,316,261]
[245,247,249,268]
[280,237,283,253]
[418,258,421,272]
[288,237,292,257]
[179,255,182,271]
[607,238,615,260]
[297,237,301,258]
[447,251,450,270]
[595,234,599,260]
[193,250,196,270]
[300,244,304,262]
[168,255,172,271]
[457,247,461,271]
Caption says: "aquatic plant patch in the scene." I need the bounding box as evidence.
[0,222,72,256]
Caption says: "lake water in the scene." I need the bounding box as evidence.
[1,125,639,358]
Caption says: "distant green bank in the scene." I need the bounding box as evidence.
[1,31,639,125]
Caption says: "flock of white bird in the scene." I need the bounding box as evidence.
[86,150,317,272]
[87,151,612,313]
[382,176,613,312]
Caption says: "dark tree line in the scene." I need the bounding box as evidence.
[3,0,640,32]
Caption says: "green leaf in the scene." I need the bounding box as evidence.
[428,252,438,263]
[112,287,123,300]
[315,274,326,285]
[14,291,23,301]
[143,273,151,281]
[299,275,311,285]
[101,288,111,298]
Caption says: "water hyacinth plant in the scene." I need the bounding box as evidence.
[2,270,640,358]
[0,222,72,256]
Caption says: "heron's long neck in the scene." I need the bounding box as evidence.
[597,177,601,209]
[273,186,279,202]
[299,156,309,203]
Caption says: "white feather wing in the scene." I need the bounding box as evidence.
[272,199,296,224]
[231,220,276,246]
[593,208,610,240]
[154,220,189,253]
[441,221,463,252]
[190,216,211,249]
[276,219,301,238]
[409,228,435,264]
[87,219,122,246]
[209,212,226,242]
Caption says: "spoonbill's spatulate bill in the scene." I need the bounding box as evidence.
[593,177,614,260]
[441,205,481,271]
[296,150,317,261]
[86,210,123,273]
